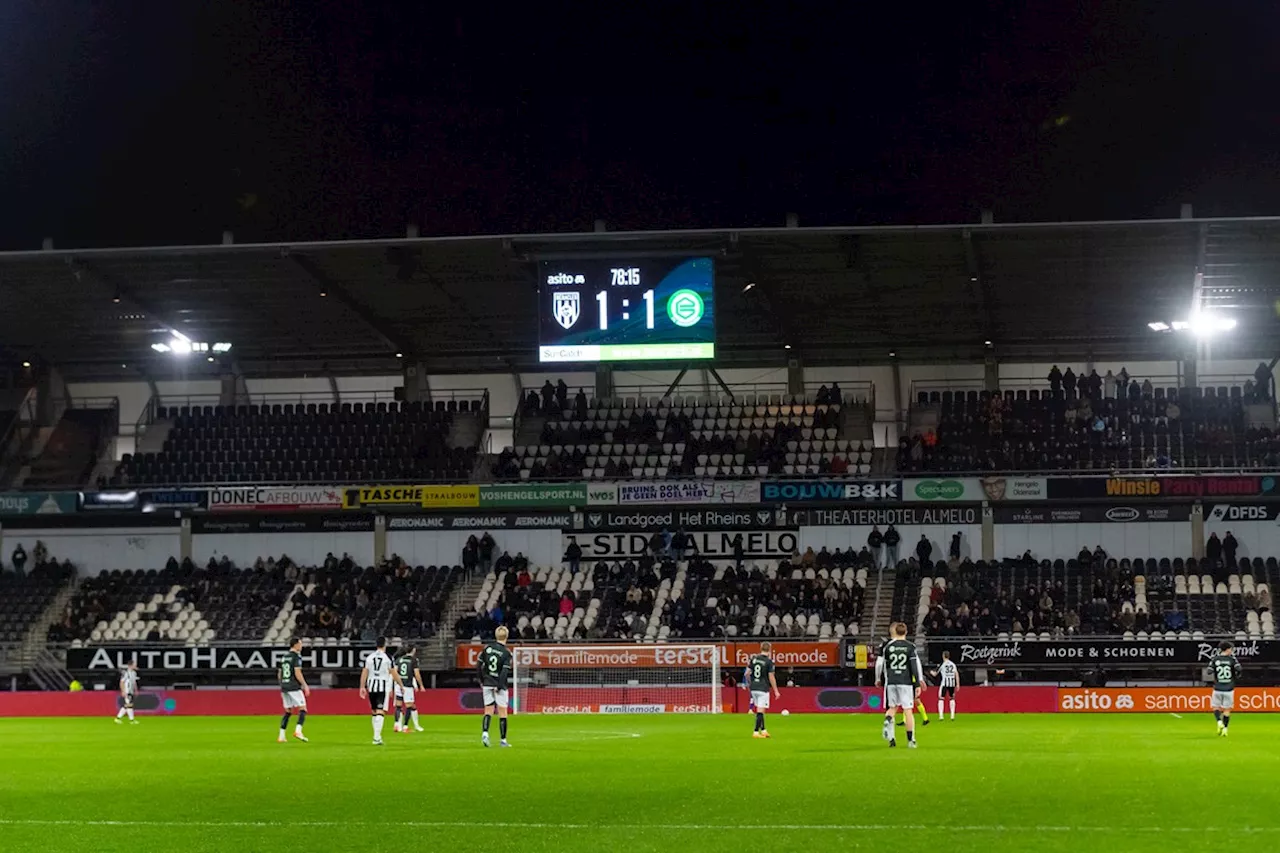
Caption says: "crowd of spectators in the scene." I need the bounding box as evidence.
[901,367,1266,473]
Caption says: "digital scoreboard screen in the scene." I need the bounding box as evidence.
[537,256,716,363]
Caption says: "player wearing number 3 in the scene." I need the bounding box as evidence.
[477,626,514,748]
[747,642,781,739]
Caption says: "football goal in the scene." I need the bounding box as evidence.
[511,644,722,714]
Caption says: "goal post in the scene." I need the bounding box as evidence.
[511,644,722,714]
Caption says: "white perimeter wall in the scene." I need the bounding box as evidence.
[385,529,560,569]
[994,523,1193,562]
[192,532,373,569]
[1202,519,1280,561]
[799,524,983,563]
[3,528,180,575]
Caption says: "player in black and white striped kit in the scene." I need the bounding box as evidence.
[359,637,404,746]
[931,651,959,720]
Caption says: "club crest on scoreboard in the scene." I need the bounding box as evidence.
[553,291,581,329]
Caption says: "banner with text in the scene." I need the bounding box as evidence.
[974,476,1048,501]
[587,480,761,507]
[454,641,840,670]
[140,489,208,511]
[929,638,1280,667]
[760,479,903,503]
[477,483,587,508]
[566,529,799,560]
[1046,474,1280,501]
[342,485,479,509]
[578,506,779,532]
[191,515,375,534]
[785,505,981,527]
[991,504,1192,524]
[0,491,78,515]
[386,512,572,531]
[67,645,377,671]
[1059,687,1280,713]
[210,486,343,512]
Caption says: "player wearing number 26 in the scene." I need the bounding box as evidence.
[1209,640,1243,737]
[477,626,514,748]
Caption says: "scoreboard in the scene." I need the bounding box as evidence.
[537,256,716,363]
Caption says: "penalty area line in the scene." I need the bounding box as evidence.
[0,820,1277,835]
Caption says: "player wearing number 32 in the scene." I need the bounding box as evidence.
[747,642,782,739]
[876,622,925,749]
[477,626,514,748]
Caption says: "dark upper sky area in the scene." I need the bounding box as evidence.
[0,1,1277,248]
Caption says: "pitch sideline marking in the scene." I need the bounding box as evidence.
[0,819,1276,834]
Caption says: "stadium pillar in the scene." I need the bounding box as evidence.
[179,516,192,563]
[1181,358,1197,391]
[1190,502,1205,559]
[402,362,431,404]
[981,505,994,561]
[982,356,998,393]
[35,366,70,426]
[595,364,613,400]
[374,514,387,564]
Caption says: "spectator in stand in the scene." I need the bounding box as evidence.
[555,379,569,412]
[1141,378,1153,398]
[540,380,556,413]
[1255,362,1272,401]
[867,526,884,569]
[1205,532,1223,567]
[478,532,496,572]
[830,383,843,404]
[462,536,480,573]
[1063,366,1077,398]
[1223,531,1239,567]
[517,566,531,587]
[1117,366,1130,396]
[1103,369,1117,399]
[1048,365,1063,394]
[733,534,745,570]
[494,551,514,575]
[10,544,26,578]
[671,528,688,561]
[949,532,962,562]
[559,593,574,617]
[884,525,902,566]
[564,537,583,574]
[1086,369,1102,399]
[815,385,831,405]
[915,535,932,566]
[572,387,588,420]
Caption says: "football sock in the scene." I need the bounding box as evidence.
[280,712,291,732]
[938,700,944,718]
[949,699,956,718]
[482,714,491,734]
[1214,710,1222,723]
[917,703,929,722]
[126,708,134,721]
[411,710,420,728]
[907,729,915,743]
[1223,716,1230,729]
[755,712,765,732]
[373,715,384,739]
[116,707,127,719]
[394,707,401,727]
[499,717,508,740]
[296,710,306,731]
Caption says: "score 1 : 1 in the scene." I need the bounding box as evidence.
[597,289,655,330]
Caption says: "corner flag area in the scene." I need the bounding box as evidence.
[1,714,1277,853]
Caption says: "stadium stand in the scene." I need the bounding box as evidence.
[902,379,1261,473]
[111,399,486,486]
[53,553,467,647]
[458,548,867,643]
[894,553,1274,641]
[24,407,116,487]
[500,383,871,480]
[0,561,75,643]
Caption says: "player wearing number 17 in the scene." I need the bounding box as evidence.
[1209,640,1243,737]
[747,642,781,739]
[477,626,514,748]
[876,622,924,748]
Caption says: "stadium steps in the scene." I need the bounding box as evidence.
[16,577,79,673]
[447,410,487,452]
[135,418,175,455]
[865,566,896,640]
[6,425,58,488]
[513,414,547,448]
[422,572,488,670]
[838,402,874,443]
[22,408,114,488]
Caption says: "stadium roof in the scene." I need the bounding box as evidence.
[2,215,1279,381]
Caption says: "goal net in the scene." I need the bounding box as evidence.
[511,644,722,714]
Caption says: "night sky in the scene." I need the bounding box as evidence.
[0,1,1277,249]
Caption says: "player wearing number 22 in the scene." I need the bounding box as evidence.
[277,638,311,743]
[876,622,925,748]
[1209,640,1243,737]
[747,642,782,739]
[477,626,514,748]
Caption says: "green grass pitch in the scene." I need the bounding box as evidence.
[1,713,1277,852]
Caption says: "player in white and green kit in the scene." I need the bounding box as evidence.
[477,626,514,748]
[876,622,924,748]
[1209,640,1243,737]
[277,638,310,743]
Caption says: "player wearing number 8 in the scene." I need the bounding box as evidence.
[277,638,311,743]
[477,626,514,748]
[1209,640,1243,737]
[747,642,782,738]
